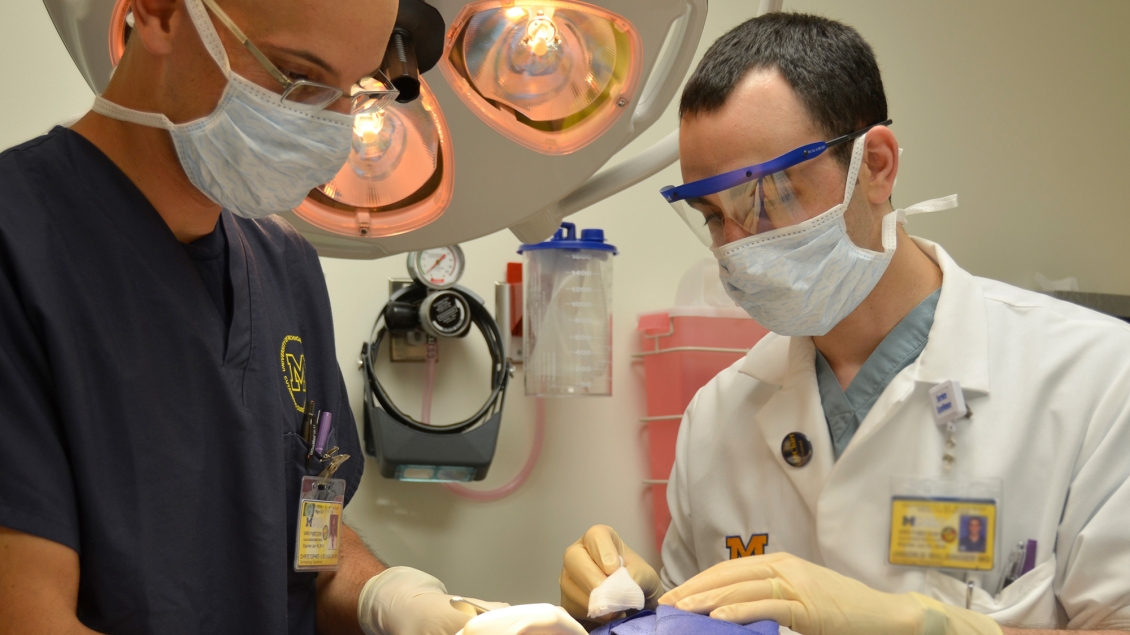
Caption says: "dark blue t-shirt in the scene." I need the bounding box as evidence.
[183,217,234,333]
[0,127,364,634]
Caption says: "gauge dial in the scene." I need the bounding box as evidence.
[408,245,465,290]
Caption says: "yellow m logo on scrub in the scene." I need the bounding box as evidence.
[286,353,306,393]
[280,335,308,412]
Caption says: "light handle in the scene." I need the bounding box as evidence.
[630,0,707,132]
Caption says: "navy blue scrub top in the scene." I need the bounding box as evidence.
[0,127,364,635]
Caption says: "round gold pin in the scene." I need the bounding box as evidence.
[781,432,813,468]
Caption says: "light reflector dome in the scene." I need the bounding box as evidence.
[295,78,455,238]
[441,0,642,155]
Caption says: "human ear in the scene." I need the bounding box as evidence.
[862,125,898,205]
[130,0,184,57]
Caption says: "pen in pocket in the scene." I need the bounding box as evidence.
[302,400,317,445]
[315,412,332,457]
[998,539,1036,593]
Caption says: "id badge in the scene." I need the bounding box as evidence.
[294,475,346,572]
[889,477,1001,572]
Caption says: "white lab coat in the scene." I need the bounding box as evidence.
[660,239,1130,630]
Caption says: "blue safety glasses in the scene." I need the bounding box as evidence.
[660,120,892,247]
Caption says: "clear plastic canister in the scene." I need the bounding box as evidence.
[519,223,617,396]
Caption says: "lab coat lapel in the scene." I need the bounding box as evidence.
[836,237,991,464]
[741,334,835,518]
[906,238,990,393]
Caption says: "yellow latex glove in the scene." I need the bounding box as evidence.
[458,604,588,635]
[659,552,1002,635]
[560,525,662,623]
[358,566,508,635]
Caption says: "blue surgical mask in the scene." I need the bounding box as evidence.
[91,0,353,219]
[714,136,956,336]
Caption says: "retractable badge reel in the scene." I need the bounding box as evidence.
[930,380,969,469]
[888,381,1002,587]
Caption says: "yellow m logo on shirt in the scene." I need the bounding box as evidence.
[280,335,308,412]
[286,353,306,393]
[726,534,768,559]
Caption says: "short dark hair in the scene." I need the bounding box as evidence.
[679,12,888,165]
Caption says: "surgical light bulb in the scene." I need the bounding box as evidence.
[352,108,388,153]
[297,77,454,240]
[441,1,643,155]
[354,111,385,141]
[329,80,443,202]
[523,13,559,56]
[352,111,389,164]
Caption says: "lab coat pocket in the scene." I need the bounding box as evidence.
[923,560,1059,628]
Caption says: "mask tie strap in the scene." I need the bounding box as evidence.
[896,194,959,225]
[92,96,176,130]
[182,0,233,76]
[883,194,958,253]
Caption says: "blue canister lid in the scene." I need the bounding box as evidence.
[517,222,618,255]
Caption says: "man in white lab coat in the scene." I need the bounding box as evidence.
[560,12,1130,635]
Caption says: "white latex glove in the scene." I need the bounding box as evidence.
[358,566,507,635]
[660,552,1002,635]
[560,525,661,623]
[457,604,588,635]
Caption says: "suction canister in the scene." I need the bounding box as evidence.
[519,223,617,396]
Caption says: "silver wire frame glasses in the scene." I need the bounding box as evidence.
[200,0,398,114]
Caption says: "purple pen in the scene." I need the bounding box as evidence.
[314,411,333,456]
[1021,539,1037,576]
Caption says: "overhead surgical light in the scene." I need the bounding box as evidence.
[45,0,709,258]
[440,1,643,155]
[294,77,455,238]
[290,0,454,239]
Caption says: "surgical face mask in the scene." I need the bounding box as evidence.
[91,0,354,219]
[712,136,957,337]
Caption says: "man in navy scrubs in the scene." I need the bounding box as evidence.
[0,0,490,633]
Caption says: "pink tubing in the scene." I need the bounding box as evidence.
[420,340,544,501]
[444,397,546,502]
[420,340,438,425]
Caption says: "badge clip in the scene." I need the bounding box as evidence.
[318,452,350,479]
[929,380,972,469]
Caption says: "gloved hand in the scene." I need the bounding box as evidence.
[458,604,588,635]
[357,566,507,635]
[560,525,662,622]
[659,552,1002,635]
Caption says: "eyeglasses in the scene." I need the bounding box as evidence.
[200,0,398,114]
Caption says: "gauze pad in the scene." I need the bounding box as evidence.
[588,557,645,618]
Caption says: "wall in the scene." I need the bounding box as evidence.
[2,0,1129,608]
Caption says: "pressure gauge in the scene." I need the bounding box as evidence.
[407,245,465,290]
